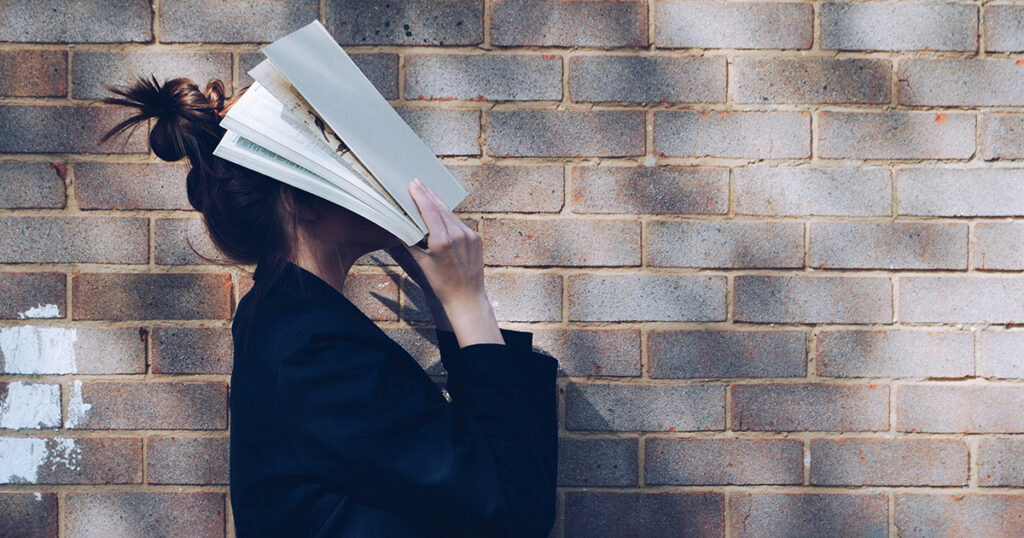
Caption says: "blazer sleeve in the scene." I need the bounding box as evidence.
[435,328,534,407]
[276,328,558,537]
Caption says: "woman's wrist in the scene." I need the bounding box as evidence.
[443,292,505,347]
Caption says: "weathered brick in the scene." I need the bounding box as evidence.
[557,437,637,486]
[817,330,973,378]
[73,52,232,100]
[0,217,148,264]
[75,163,191,210]
[0,327,145,375]
[821,2,977,52]
[735,58,890,104]
[0,381,60,429]
[72,273,232,321]
[448,164,563,212]
[0,0,152,43]
[73,328,147,374]
[487,110,645,157]
[396,108,480,156]
[0,162,66,209]
[654,111,810,159]
[492,0,647,48]
[327,0,483,46]
[482,218,640,266]
[570,165,728,215]
[809,222,967,270]
[975,223,1024,270]
[147,437,229,485]
[811,439,967,486]
[0,106,148,154]
[649,330,806,379]
[818,111,975,160]
[406,54,560,101]
[734,276,893,324]
[979,437,1024,487]
[896,494,1024,537]
[732,384,889,432]
[533,329,641,377]
[67,381,227,430]
[0,493,57,538]
[404,273,562,322]
[981,113,1024,160]
[342,272,399,321]
[568,274,726,322]
[898,168,1024,217]
[655,1,812,49]
[981,331,1024,379]
[646,220,804,268]
[734,167,891,216]
[900,277,1024,324]
[646,438,803,485]
[898,59,1024,107]
[570,55,724,103]
[565,492,724,538]
[565,382,724,431]
[898,384,1024,433]
[159,0,317,43]
[151,328,232,375]
[241,52,399,99]
[985,4,1024,53]
[0,272,65,320]
[731,493,889,538]
[66,492,224,537]
[154,217,225,266]
[0,437,141,484]
[0,51,66,97]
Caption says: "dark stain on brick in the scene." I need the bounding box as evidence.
[48,162,67,181]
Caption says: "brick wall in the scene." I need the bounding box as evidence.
[1,0,1023,536]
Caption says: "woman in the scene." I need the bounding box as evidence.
[101,76,558,537]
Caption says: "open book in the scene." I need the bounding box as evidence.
[212,20,467,246]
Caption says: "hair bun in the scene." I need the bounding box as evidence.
[205,80,226,116]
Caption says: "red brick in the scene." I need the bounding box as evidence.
[74,163,193,211]
[151,328,232,375]
[72,273,232,320]
[154,217,226,266]
[649,330,807,379]
[0,493,57,538]
[0,0,152,43]
[482,218,640,267]
[816,330,974,378]
[65,492,224,537]
[343,272,399,321]
[147,436,229,485]
[159,0,317,43]
[979,437,1024,487]
[569,274,726,322]
[734,57,890,104]
[0,162,66,209]
[0,106,148,154]
[810,222,967,270]
[898,384,1024,433]
[645,438,803,485]
[0,272,65,319]
[896,494,1024,537]
[0,437,141,484]
[732,384,889,432]
[66,381,227,430]
[0,51,66,97]
[731,494,888,538]
[565,492,723,538]
[570,165,728,215]
[646,220,804,268]
[487,109,645,157]
[557,437,638,487]
[811,438,967,486]
[72,52,232,100]
[492,0,648,47]
[449,164,563,212]
[533,329,641,377]
[656,1,812,50]
[566,382,724,432]
[569,55,725,103]
[898,59,1024,106]
[654,110,810,159]
[0,217,148,264]
[734,276,893,324]
[819,111,975,160]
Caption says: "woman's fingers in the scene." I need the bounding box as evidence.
[409,178,450,243]
[420,180,473,235]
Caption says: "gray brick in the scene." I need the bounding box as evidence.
[654,111,810,159]
[656,1,812,49]
[817,330,974,379]
[74,163,191,210]
[154,217,225,266]
[648,330,807,379]
[482,218,639,266]
[492,0,647,47]
[733,384,889,432]
[394,108,480,156]
[646,220,804,268]
[0,50,67,97]
[557,437,638,486]
[896,494,1024,538]
[487,109,645,157]
[159,0,317,43]
[570,165,728,215]
[734,276,893,324]
[327,0,483,46]
[565,492,724,538]
[0,217,148,264]
[448,164,563,212]
[0,106,148,154]
[899,59,1024,107]
[981,113,1024,160]
[979,437,1024,486]
[0,493,57,538]
[822,2,977,52]
[533,329,641,377]
[0,162,66,209]
[565,382,724,432]
[568,274,727,322]
[735,57,891,104]
[147,437,229,485]
[980,331,1024,379]
[732,494,889,538]
[900,277,1024,324]
[898,384,1024,433]
[975,223,1024,270]
[734,167,891,216]
[810,222,967,270]
[986,5,1024,52]
[811,439,967,486]
[151,328,233,375]
[898,168,1024,217]
[819,111,975,160]
[570,55,725,103]
[646,438,803,485]
[404,273,562,322]
[0,0,152,43]
[406,54,560,101]
[241,52,399,99]
[66,492,225,537]
[73,52,232,100]
[0,272,65,320]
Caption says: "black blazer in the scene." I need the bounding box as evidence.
[229,261,558,537]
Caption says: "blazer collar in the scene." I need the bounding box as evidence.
[253,260,364,314]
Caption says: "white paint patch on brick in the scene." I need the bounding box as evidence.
[0,381,61,429]
[0,326,78,374]
[18,304,61,319]
[65,380,91,429]
[0,437,81,484]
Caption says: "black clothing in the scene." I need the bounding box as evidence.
[229,261,558,537]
